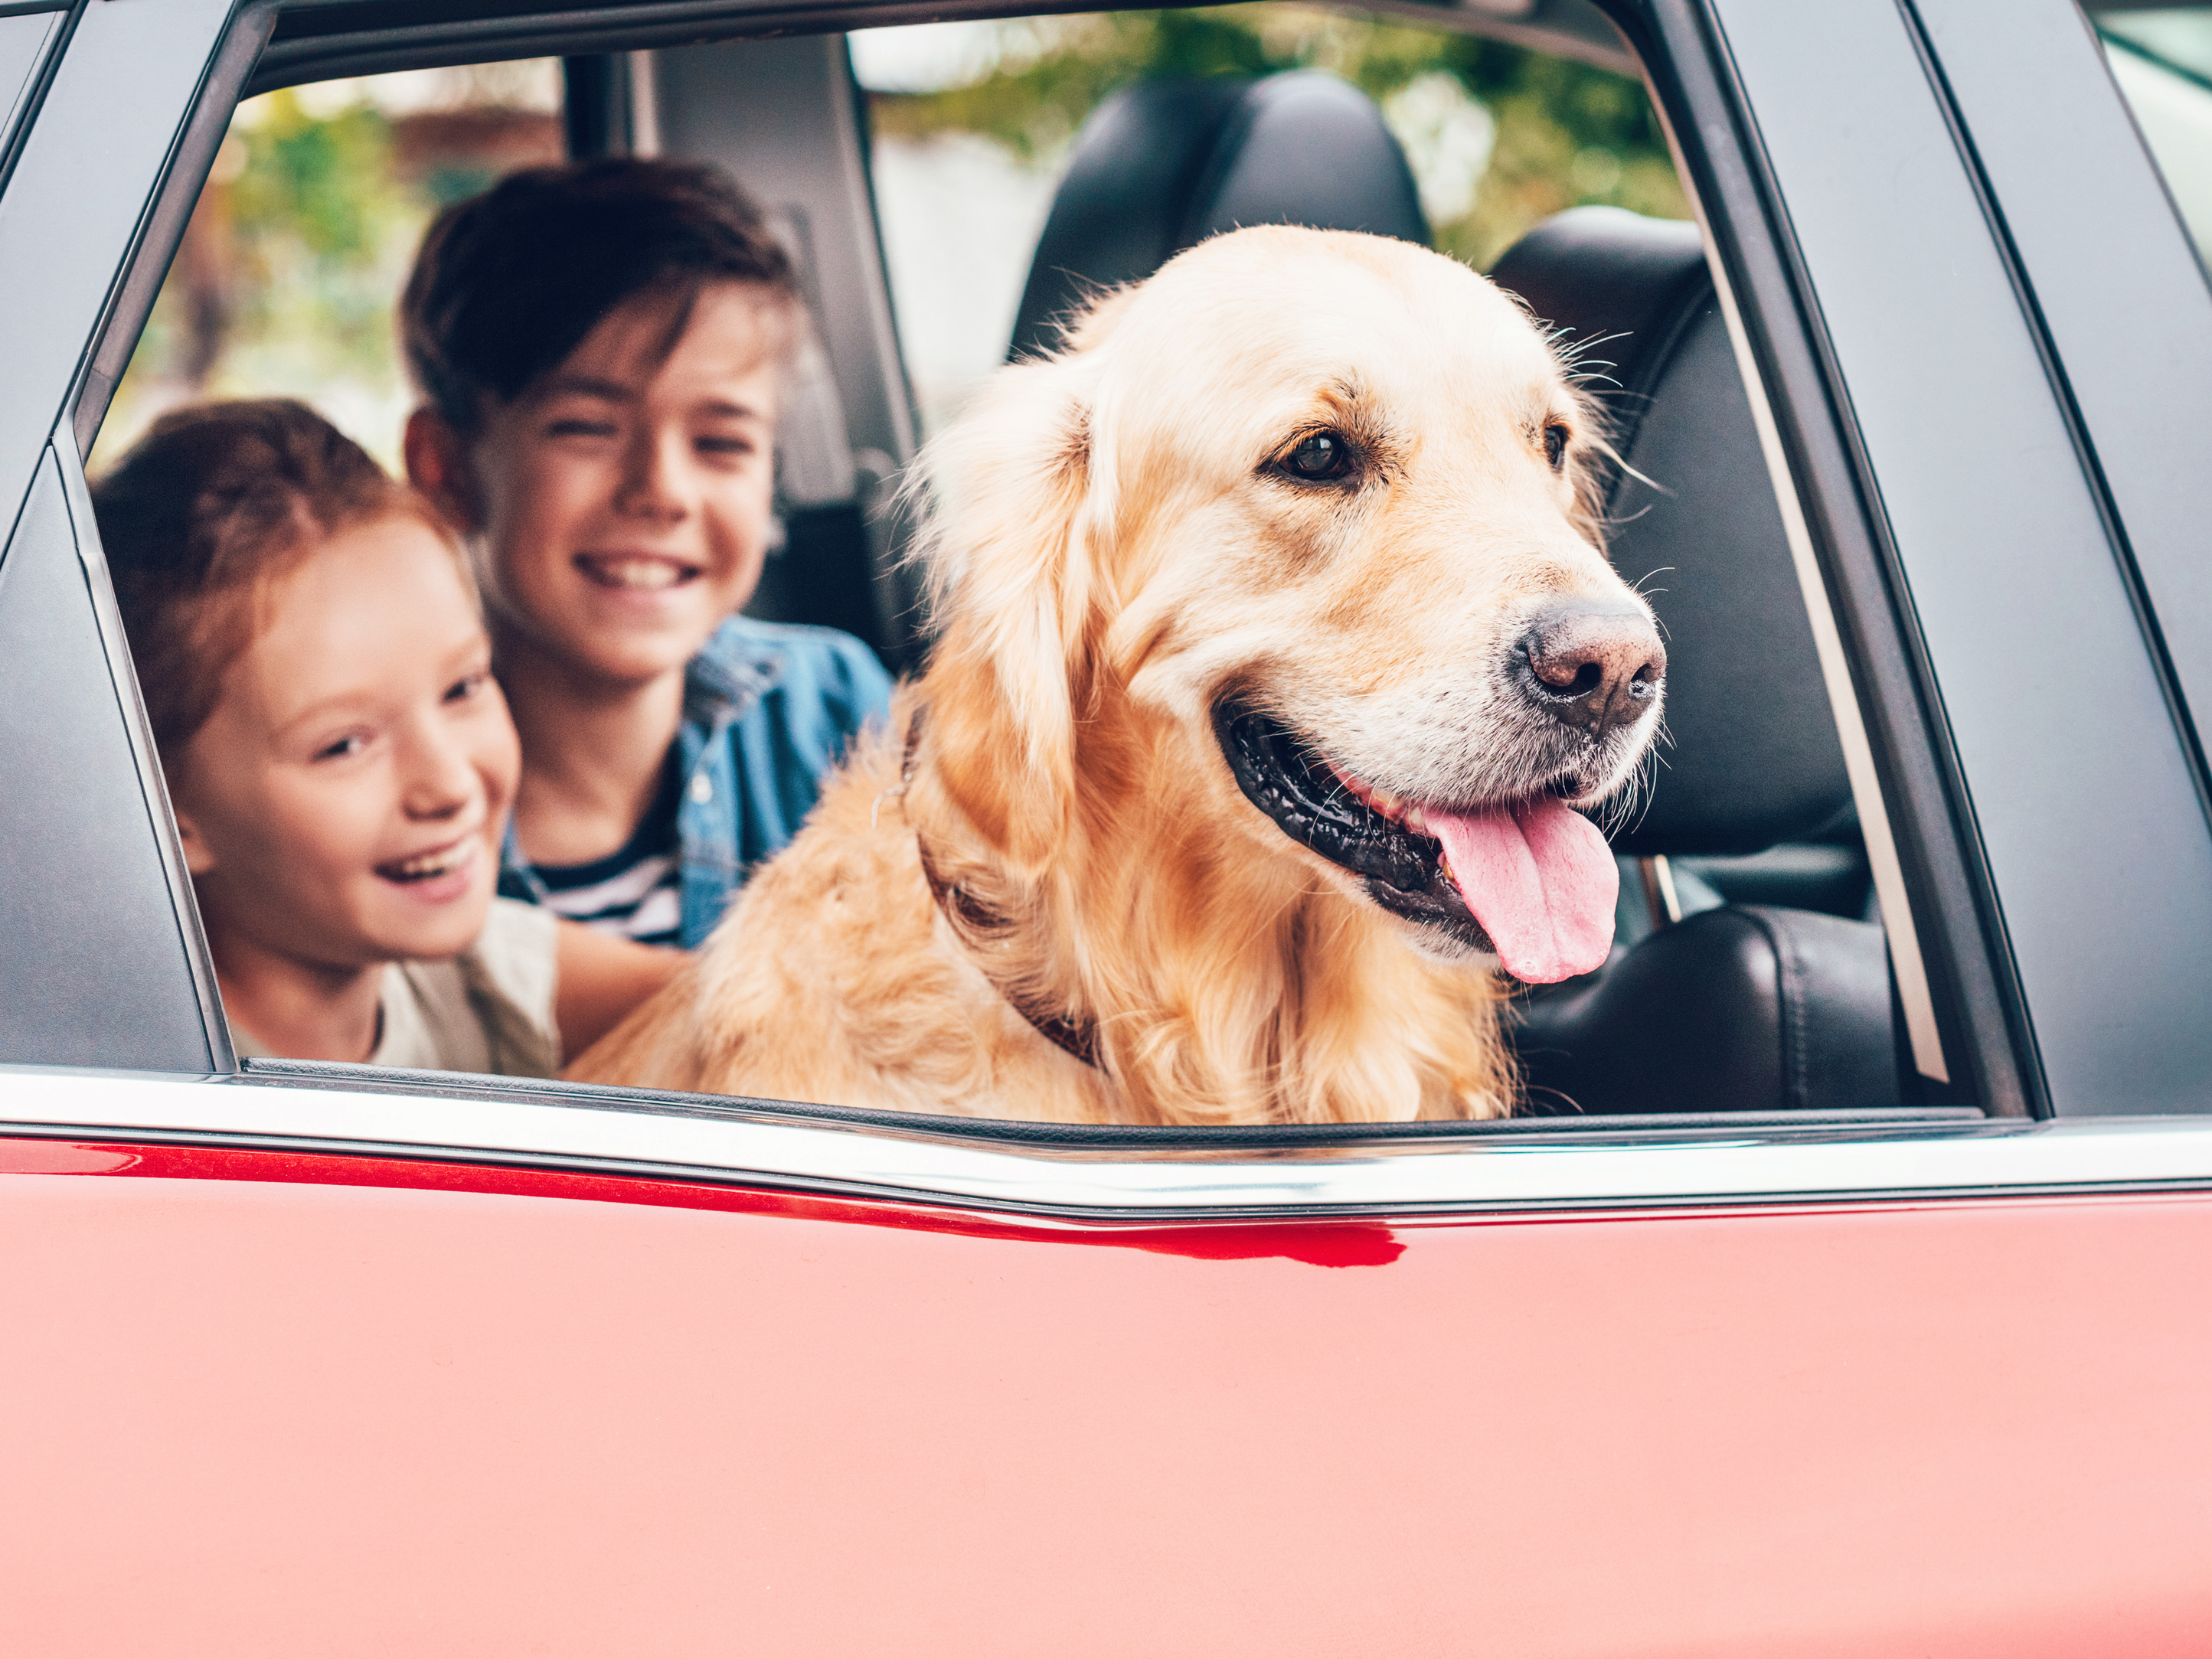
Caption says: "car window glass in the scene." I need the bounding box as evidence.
[78,15,1942,1123]
[2099,8,2212,262]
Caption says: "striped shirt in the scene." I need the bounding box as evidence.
[497,617,894,948]
[505,759,684,946]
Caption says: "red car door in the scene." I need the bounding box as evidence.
[6,0,2212,1651]
[8,1072,2212,1654]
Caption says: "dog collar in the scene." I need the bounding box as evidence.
[903,709,1103,1073]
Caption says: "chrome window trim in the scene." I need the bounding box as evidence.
[5,1067,2210,1219]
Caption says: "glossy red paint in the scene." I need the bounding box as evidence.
[0,1135,1409,1265]
[5,1137,2210,1656]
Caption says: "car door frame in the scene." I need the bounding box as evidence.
[0,0,272,1075]
[5,0,2210,1171]
[1626,0,2212,1119]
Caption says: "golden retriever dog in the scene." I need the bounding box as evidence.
[572,225,1666,1124]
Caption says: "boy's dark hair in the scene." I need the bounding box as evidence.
[400,157,802,433]
[95,398,461,761]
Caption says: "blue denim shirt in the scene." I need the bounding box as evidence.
[501,616,894,948]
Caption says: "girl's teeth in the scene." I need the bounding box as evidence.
[387,842,474,880]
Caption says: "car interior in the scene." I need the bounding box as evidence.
[62,0,1985,1125]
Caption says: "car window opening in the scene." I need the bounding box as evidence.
[78,5,1948,1130]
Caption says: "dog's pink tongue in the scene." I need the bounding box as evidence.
[1429,799,1618,984]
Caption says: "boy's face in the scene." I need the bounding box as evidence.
[443,280,783,688]
[172,516,521,972]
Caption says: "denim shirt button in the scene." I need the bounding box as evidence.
[689,773,714,805]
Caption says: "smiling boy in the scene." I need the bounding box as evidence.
[399,159,892,949]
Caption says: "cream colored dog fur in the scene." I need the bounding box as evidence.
[570,226,1664,1124]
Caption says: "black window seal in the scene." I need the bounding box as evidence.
[241,1053,1985,1150]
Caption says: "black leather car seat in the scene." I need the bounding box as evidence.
[1490,207,1900,1114]
[1008,71,1428,361]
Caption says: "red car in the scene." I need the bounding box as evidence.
[5,0,2211,1651]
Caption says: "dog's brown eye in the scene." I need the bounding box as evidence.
[1282,431,1354,482]
[1544,422,1570,471]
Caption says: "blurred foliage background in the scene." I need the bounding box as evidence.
[99,9,1688,463]
[867,7,1687,271]
[94,63,562,472]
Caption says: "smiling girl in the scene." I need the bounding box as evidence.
[96,399,679,1070]
[398,159,892,950]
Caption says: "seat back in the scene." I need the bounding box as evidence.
[1492,207,1852,857]
[1009,71,1428,361]
[1491,208,1901,1112]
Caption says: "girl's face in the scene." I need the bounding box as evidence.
[172,514,521,972]
[452,280,783,689]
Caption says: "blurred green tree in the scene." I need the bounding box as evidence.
[95,77,561,473]
[869,5,1688,269]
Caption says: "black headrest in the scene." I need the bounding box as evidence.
[1492,207,1853,856]
[1008,71,1428,361]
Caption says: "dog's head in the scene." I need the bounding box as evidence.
[919,226,1666,985]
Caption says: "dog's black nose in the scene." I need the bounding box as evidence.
[1516,601,1666,736]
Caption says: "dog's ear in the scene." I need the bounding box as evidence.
[1061,286,1140,350]
[918,351,1107,875]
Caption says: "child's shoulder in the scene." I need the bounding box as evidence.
[700,616,894,717]
[702,612,887,670]
[381,898,560,1079]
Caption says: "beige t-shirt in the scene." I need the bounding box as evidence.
[231,898,561,1078]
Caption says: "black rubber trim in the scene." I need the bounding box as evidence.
[238,1055,1982,1151]
[252,0,1114,91]
[250,0,1635,95]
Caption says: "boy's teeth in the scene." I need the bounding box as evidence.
[588,556,685,589]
